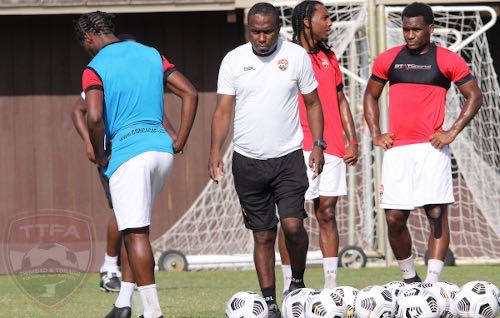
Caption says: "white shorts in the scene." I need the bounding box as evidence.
[109,151,173,231]
[380,143,454,210]
[303,151,347,200]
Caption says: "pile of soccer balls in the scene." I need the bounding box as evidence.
[225,280,499,318]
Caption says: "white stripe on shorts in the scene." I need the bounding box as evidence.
[109,151,173,231]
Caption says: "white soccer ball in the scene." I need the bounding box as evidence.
[354,285,396,318]
[421,282,451,317]
[283,288,315,318]
[225,291,268,318]
[485,282,499,307]
[396,286,440,318]
[455,281,499,318]
[304,289,345,318]
[436,282,461,299]
[384,281,406,299]
[334,286,359,318]
[445,296,459,318]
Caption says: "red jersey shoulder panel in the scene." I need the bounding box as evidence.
[161,55,175,72]
[372,45,405,81]
[82,67,103,92]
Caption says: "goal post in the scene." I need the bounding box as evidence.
[152,1,500,270]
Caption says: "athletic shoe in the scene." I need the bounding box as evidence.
[137,316,163,318]
[104,305,131,318]
[100,270,121,292]
[268,304,281,318]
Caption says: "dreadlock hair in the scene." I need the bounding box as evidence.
[291,0,331,54]
[74,11,116,43]
[402,2,434,25]
[247,2,281,27]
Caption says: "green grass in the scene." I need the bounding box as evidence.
[0,265,498,317]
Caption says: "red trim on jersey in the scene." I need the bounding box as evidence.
[299,50,346,157]
[371,45,472,147]
[82,67,103,92]
[161,55,175,72]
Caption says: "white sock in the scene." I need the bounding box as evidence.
[397,256,417,279]
[115,281,135,308]
[323,257,338,289]
[138,284,162,318]
[425,259,444,283]
[100,253,119,273]
[281,264,292,293]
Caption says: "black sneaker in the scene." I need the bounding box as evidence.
[105,305,131,318]
[268,304,281,318]
[100,271,121,292]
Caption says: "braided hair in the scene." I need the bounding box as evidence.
[292,0,331,54]
[74,11,116,43]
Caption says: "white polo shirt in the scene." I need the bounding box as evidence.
[217,38,318,159]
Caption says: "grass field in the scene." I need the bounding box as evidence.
[0,264,498,318]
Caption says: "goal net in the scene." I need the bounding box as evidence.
[152,2,500,267]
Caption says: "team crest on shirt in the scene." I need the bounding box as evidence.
[321,59,330,68]
[277,58,289,71]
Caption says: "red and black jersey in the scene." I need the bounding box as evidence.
[371,43,474,147]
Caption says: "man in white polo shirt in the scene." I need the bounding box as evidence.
[209,3,325,317]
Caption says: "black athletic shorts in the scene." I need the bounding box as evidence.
[232,149,309,231]
[98,167,113,209]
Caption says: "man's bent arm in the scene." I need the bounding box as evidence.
[448,80,482,138]
[165,71,198,153]
[363,79,384,138]
[86,89,107,167]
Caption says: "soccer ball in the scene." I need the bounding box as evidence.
[283,288,315,318]
[485,282,499,307]
[384,281,406,299]
[21,242,79,270]
[445,297,459,318]
[304,289,345,318]
[436,282,461,299]
[396,286,440,318]
[354,285,396,318]
[421,282,451,317]
[334,286,358,318]
[225,291,268,318]
[455,281,499,318]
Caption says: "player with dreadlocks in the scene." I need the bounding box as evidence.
[75,11,198,318]
[278,0,358,293]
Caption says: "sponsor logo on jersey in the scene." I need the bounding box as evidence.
[244,66,255,71]
[394,63,432,71]
[277,58,289,71]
